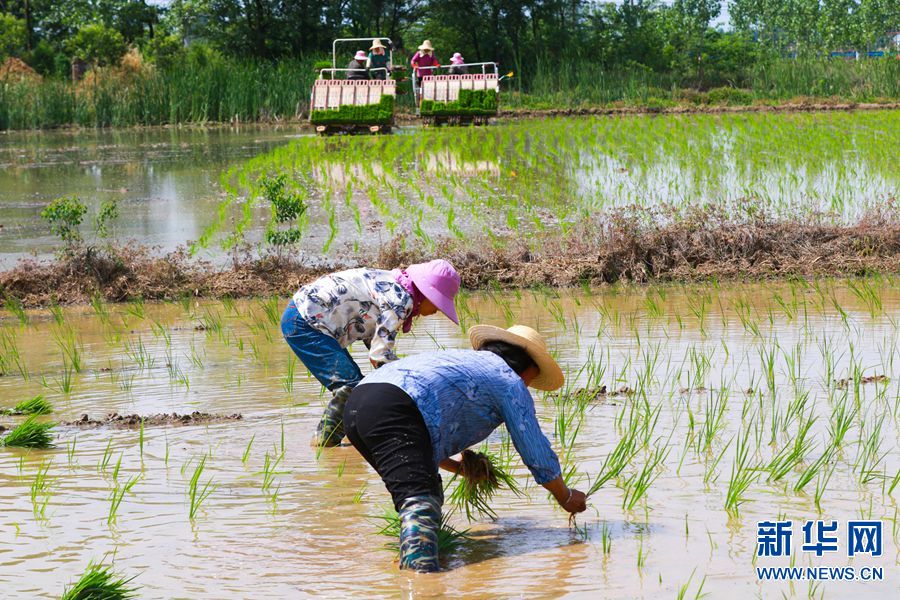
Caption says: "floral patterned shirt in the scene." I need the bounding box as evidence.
[292,268,413,364]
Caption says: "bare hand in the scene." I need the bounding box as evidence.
[561,489,587,514]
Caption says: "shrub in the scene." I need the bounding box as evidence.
[22,41,58,76]
[707,86,754,105]
[0,14,27,62]
[260,174,306,250]
[41,196,87,248]
[66,24,127,67]
[143,34,185,71]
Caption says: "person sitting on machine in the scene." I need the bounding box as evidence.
[367,40,391,80]
[448,53,468,75]
[347,50,369,80]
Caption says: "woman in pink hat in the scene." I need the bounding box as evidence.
[280,260,461,447]
[347,50,369,80]
[448,52,468,75]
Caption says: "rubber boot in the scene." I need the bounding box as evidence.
[398,495,440,573]
[314,385,352,447]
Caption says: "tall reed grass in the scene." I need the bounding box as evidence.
[0,58,319,130]
[505,57,900,109]
[2,56,896,130]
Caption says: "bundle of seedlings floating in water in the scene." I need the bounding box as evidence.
[448,448,522,521]
[61,561,139,600]
[0,395,53,416]
[0,415,55,449]
[375,506,471,556]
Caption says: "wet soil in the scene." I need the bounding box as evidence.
[834,374,890,389]
[553,385,634,402]
[62,411,243,429]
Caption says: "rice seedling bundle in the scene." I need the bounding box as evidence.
[1,416,55,449]
[0,395,53,416]
[448,449,522,521]
[61,561,139,600]
[375,506,471,556]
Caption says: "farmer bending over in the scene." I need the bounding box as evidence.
[280,260,461,447]
[344,324,588,572]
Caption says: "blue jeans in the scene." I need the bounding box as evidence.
[281,301,364,392]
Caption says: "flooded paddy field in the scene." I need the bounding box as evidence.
[0,110,897,268]
[0,279,897,598]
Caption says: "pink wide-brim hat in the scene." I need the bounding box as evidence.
[406,259,461,325]
[451,53,464,64]
[354,50,368,61]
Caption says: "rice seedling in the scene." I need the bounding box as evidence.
[447,449,522,521]
[108,474,141,525]
[795,448,836,494]
[353,484,367,503]
[1,416,55,449]
[4,295,29,326]
[0,395,52,416]
[67,436,77,465]
[282,358,296,394]
[724,431,758,515]
[0,328,28,379]
[260,296,281,326]
[60,561,139,600]
[125,296,146,320]
[256,449,287,495]
[98,439,114,473]
[138,420,145,461]
[48,301,65,326]
[242,434,255,465]
[586,428,639,496]
[123,336,154,370]
[30,460,53,520]
[188,455,216,520]
[621,441,670,511]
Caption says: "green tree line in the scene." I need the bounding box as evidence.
[1,2,897,84]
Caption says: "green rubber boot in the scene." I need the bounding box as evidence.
[398,495,440,573]
[314,385,352,447]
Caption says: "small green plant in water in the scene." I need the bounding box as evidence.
[261,173,307,250]
[188,455,216,520]
[40,195,87,252]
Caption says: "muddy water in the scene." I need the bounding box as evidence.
[0,126,306,266]
[0,280,896,598]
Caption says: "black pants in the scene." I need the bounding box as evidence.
[344,383,443,510]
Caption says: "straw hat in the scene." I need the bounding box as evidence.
[469,325,564,391]
[354,50,368,61]
[370,39,386,51]
[418,40,435,52]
